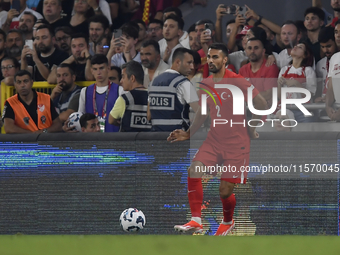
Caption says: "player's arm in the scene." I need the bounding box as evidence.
[109,96,125,126]
[4,118,32,134]
[248,93,267,138]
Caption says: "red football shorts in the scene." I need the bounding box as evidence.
[193,141,249,184]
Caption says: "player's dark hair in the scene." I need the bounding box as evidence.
[110,66,122,81]
[88,15,110,31]
[191,50,201,67]
[14,70,32,82]
[1,56,20,69]
[187,24,196,33]
[148,19,163,27]
[209,43,229,57]
[91,54,108,66]
[57,63,75,76]
[318,26,335,43]
[7,29,24,42]
[163,7,183,18]
[164,14,184,30]
[172,48,193,63]
[282,20,300,35]
[80,113,97,128]
[134,19,146,29]
[121,23,139,40]
[141,39,160,54]
[0,29,7,42]
[335,20,340,27]
[196,19,215,31]
[304,7,325,21]
[71,33,89,45]
[226,19,236,27]
[22,11,37,23]
[55,26,73,36]
[121,61,144,85]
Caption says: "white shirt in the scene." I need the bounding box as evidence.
[328,52,340,78]
[228,50,248,73]
[315,56,328,95]
[111,52,141,68]
[179,31,190,49]
[142,59,169,88]
[273,49,292,70]
[0,7,43,28]
[279,65,317,98]
[158,39,184,65]
[78,85,124,113]
[150,69,199,105]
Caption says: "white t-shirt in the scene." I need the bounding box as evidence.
[143,59,169,88]
[78,84,124,113]
[111,52,141,68]
[228,50,248,73]
[159,39,184,65]
[273,49,292,70]
[279,65,317,99]
[0,7,43,28]
[150,69,199,105]
[179,31,190,49]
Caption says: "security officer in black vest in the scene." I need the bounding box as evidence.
[109,61,151,132]
[147,48,199,131]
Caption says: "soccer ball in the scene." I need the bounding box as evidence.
[67,112,83,132]
[119,208,146,232]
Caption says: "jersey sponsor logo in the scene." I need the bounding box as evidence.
[38,104,45,113]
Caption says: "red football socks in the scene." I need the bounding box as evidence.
[220,193,236,223]
[187,176,203,218]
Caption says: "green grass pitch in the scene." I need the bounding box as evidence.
[0,235,339,255]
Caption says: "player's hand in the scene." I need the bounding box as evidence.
[62,119,78,133]
[235,14,246,27]
[51,84,63,99]
[200,30,211,45]
[81,48,90,60]
[167,129,190,143]
[248,126,259,139]
[326,106,336,119]
[266,55,276,67]
[278,76,286,87]
[6,9,19,22]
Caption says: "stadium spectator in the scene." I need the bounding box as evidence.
[0,29,7,81]
[48,33,94,83]
[36,0,74,22]
[88,15,110,55]
[135,20,148,51]
[107,0,120,28]
[239,37,279,106]
[188,24,201,51]
[95,34,111,56]
[2,70,61,134]
[18,12,37,40]
[334,20,340,48]
[146,19,163,41]
[225,13,247,53]
[140,39,169,88]
[163,7,190,49]
[159,14,184,65]
[21,25,69,81]
[315,26,338,104]
[69,0,95,36]
[278,42,316,122]
[274,21,301,69]
[109,61,151,131]
[304,7,325,63]
[148,48,199,131]
[51,63,82,122]
[55,26,73,56]
[42,0,70,32]
[32,19,49,38]
[108,66,121,84]
[6,29,24,62]
[187,50,202,90]
[78,54,123,132]
[0,0,43,32]
[108,23,141,68]
[1,57,20,86]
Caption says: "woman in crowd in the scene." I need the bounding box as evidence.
[70,0,95,36]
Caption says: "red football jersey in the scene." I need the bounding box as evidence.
[199,69,259,153]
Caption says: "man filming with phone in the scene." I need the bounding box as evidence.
[0,0,43,32]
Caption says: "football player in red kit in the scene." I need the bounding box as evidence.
[167,43,267,236]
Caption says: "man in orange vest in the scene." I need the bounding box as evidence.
[2,70,61,134]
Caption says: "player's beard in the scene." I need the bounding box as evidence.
[59,81,73,91]
[19,24,28,33]
[6,45,21,58]
[141,60,155,69]
[248,53,260,62]
[208,63,220,73]
[38,44,52,54]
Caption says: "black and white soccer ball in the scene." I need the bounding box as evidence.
[119,208,146,232]
[67,112,83,132]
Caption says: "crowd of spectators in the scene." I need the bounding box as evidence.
[1,0,340,134]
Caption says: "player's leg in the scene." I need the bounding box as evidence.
[174,161,205,233]
[214,152,249,236]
